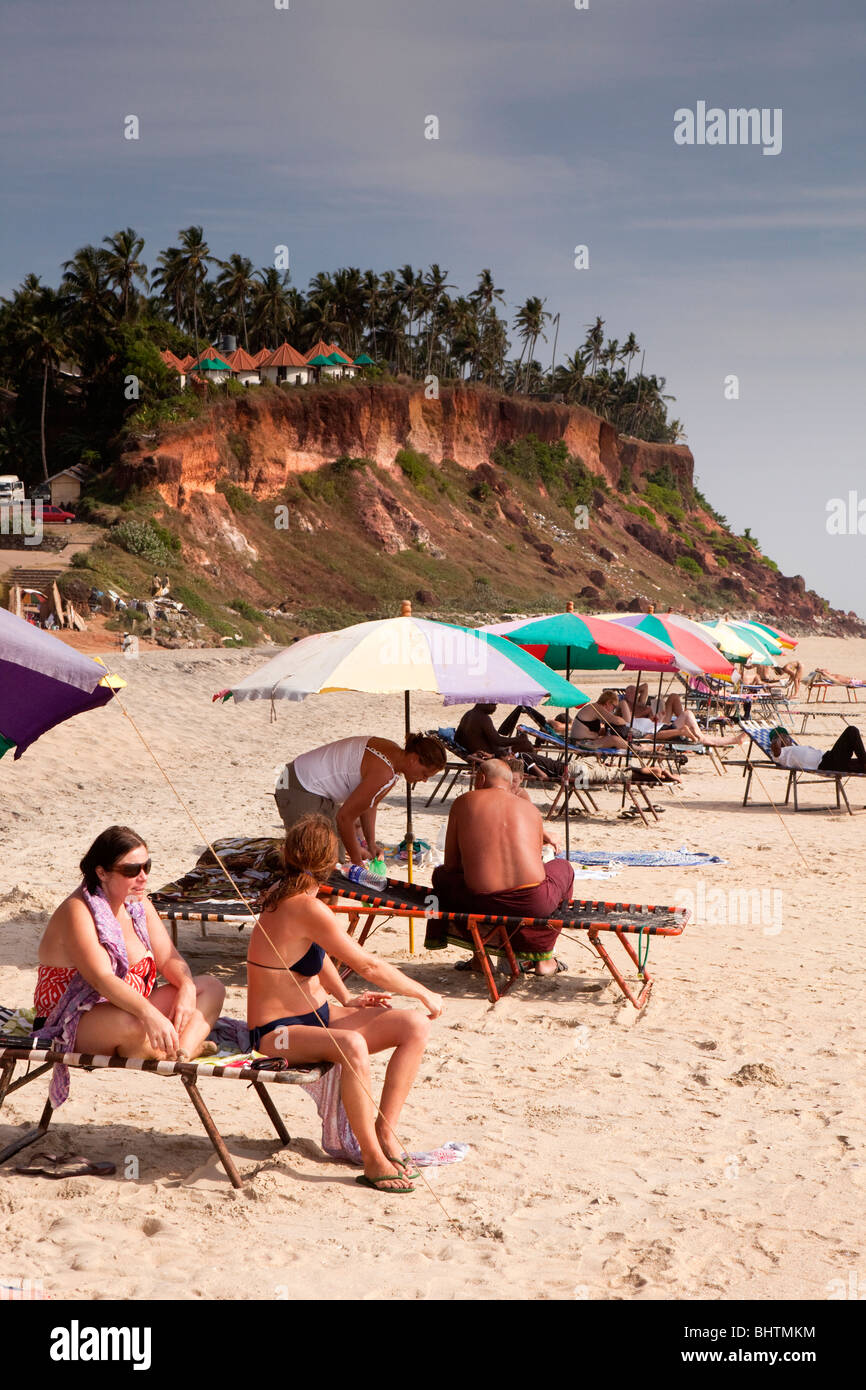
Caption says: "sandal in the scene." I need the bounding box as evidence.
[385,1154,421,1180]
[355,1173,415,1193]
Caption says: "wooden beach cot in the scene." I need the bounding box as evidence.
[0,1045,329,1190]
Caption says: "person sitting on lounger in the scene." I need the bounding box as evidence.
[247,814,442,1194]
[610,687,745,749]
[275,732,447,866]
[562,690,632,749]
[35,825,225,1062]
[431,758,575,975]
[769,726,866,774]
[455,703,563,779]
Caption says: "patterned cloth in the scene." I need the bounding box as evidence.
[564,847,725,867]
[36,884,152,1108]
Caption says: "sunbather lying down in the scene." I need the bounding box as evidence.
[807,668,863,686]
[431,758,575,976]
[618,688,745,749]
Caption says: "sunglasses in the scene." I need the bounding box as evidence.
[112,858,152,878]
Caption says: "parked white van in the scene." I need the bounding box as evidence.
[0,475,25,503]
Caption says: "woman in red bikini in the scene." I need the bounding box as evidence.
[36,825,224,1061]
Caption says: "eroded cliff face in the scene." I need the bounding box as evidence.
[114,382,861,634]
[120,382,692,505]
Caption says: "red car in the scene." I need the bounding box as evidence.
[40,504,75,524]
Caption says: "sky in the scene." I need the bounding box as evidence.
[2,0,865,612]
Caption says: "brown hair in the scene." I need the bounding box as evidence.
[404,732,447,772]
[80,825,147,893]
[598,689,619,707]
[260,814,338,912]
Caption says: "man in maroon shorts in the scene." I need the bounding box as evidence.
[430,759,574,975]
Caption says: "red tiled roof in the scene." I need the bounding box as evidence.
[160,349,185,372]
[266,342,308,368]
[225,347,258,371]
[305,338,349,363]
[178,354,196,370]
[250,348,272,366]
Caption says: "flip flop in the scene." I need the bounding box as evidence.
[355,1173,415,1193]
[14,1153,116,1179]
[384,1154,421,1180]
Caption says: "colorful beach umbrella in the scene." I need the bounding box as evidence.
[484,610,683,673]
[735,619,797,650]
[0,609,121,759]
[610,613,734,678]
[702,619,780,664]
[224,613,584,707]
[219,605,587,944]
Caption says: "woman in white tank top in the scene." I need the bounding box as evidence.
[275,733,447,867]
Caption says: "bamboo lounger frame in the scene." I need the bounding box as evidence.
[0,1046,329,1189]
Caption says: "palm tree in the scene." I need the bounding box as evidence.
[397,264,421,372]
[622,331,640,382]
[102,228,148,319]
[251,267,296,347]
[554,349,591,403]
[513,297,550,394]
[423,264,453,375]
[361,270,381,361]
[216,254,255,350]
[151,247,188,331]
[60,246,115,323]
[22,288,69,481]
[584,316,605,379]
[176,226,214,353]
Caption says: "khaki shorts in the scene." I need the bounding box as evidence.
[274,761,338,831]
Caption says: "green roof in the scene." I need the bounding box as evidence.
[307,354,332,366]
[353,353,375,365]
[194,357,230,371]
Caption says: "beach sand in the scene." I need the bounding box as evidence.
[1,635,864,1301]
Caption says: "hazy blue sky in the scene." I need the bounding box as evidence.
[3,0,865,611]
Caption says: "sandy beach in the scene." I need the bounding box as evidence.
[1,634,864,1302]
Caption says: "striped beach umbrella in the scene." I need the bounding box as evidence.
[0,609,121,759]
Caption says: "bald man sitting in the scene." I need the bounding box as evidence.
[430,759,574,975]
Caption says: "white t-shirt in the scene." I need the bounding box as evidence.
[774,744,822,771]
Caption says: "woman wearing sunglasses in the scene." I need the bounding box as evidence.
[35,825,224,1063]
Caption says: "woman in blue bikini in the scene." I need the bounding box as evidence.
[247,814,443,1194]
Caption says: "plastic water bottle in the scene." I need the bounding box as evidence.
[344,863,388,891]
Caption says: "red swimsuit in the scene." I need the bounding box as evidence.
[34,954,157,1017]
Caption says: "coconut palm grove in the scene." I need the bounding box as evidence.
[0,225,684,488]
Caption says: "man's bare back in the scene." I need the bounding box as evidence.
[445,786,545,895]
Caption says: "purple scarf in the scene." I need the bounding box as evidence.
[39,884,151,1107]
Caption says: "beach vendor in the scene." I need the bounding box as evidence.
[34,827,224,1096]
[274,733,447,867]
[430,758,574,975]
[248,815,442,1194]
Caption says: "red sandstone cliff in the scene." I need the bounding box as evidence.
[120,382,693,506]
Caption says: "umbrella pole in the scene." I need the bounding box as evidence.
[404,689,415,953]
[625,669,642,768]
[652,670,663,761]
[564,652,571,860]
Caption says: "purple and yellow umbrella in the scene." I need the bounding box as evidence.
[0,609,121,759]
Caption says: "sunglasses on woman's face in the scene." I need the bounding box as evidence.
[112,859,152,878]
